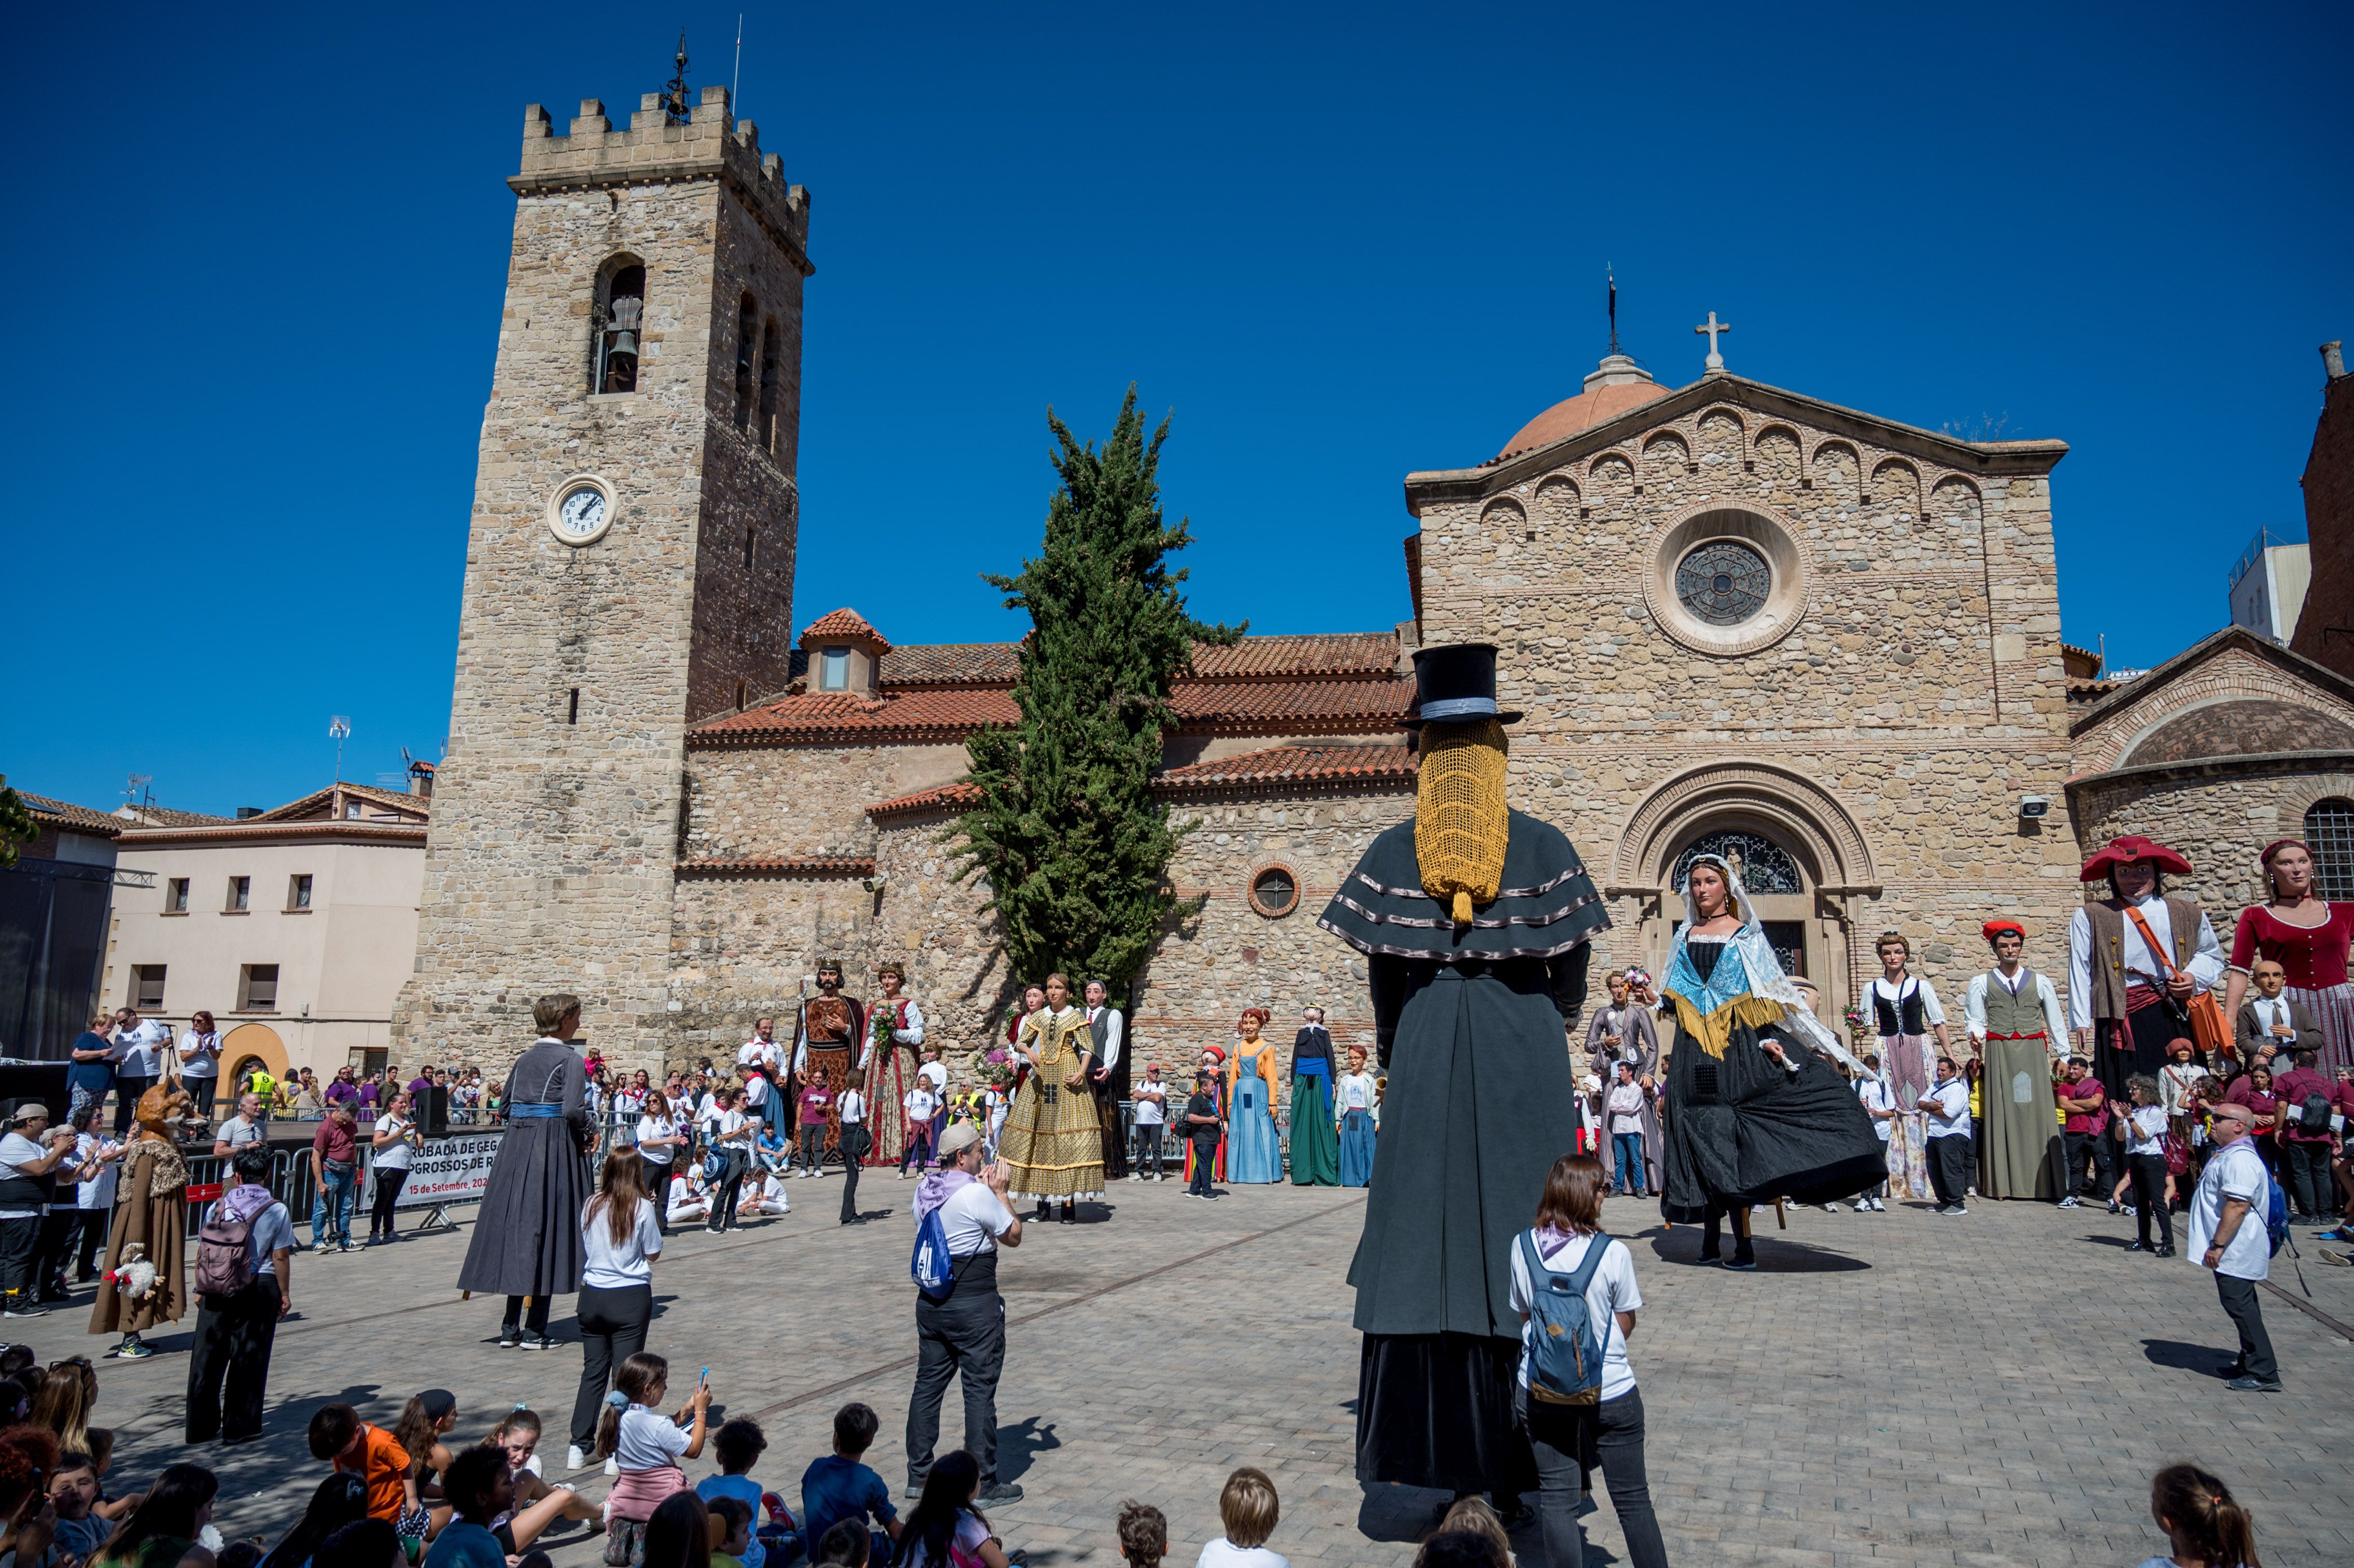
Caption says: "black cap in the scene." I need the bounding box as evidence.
[1401,643,1522,729]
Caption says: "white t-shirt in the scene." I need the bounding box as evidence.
[614,1404,690,1473]
[738,1039,782,1070]
[905,1087,941,1122]
[1857,1079,1897,1142]
[1606,1083,1645,1133]
[838,1091,866,1124]
[580,1196,662,1289]
[2124,1104,2168,1157]
[1922,1078,1971,1138]
[739,1076,769,1120]
[917,1060,949,1094]
[373,1114,415,1172]
[2190,1140,2272,1281]
[636,1115,679,1166]
[74,1133,120,1210]
[0,1133,50,1219]
[1131,1080,1166,1126]
[1507,1230,1641,1402]
[178,1029,221,1079]
[1337,1072,1378,1113]
[713,1108,749,1146]
[936,1180,1016,1257]
[114,1020,169,1077]
[1196,1540,1289,1568]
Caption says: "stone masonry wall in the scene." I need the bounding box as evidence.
[395,86,809,1082]
[684,743,967,861]
[2071,762,2354,924]
[1412,391,2082,1020]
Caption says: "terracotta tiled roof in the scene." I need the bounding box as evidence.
[2067,678,2121,702]
[251,782,430,824]
[801,608,892,652]
[1493,379,1675,463]
[1169,676,1414,733]
[1156,744,1416,791]
[695,689,1021,746]
[879,642,1022,688]
[1186,633,1401,681]
[676,855,877,878]
[868,782,985,820]
[116,804,234,828]
[14,791,124,838]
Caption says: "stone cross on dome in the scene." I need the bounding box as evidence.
[1694,310,1731,373]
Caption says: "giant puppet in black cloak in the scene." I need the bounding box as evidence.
[1317,643,1610,1499]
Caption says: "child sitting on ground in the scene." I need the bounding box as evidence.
[593,1353,710,1566]
[480,1410,598,1555]
[695,1420,776,1568]
[809,1520,868,1566]
[309,1403,424,1531]
[798,1403,898,1565]
[1116,1501,1166,1568]
[893,1453,1011,1568]
[707,1495,754,1568]
[423,1446,511,1568]
[667,1169,711,1227]
[45,1452,108,1563]
[1196,1468,1285,1568]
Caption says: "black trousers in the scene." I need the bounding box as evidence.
[839,1143,862,1223]
[0,1216,40,1311]
[1926,1134,1970,1208]
[113,1075,156,1135]
[906,1254,1004,1485]
[1135,1125,1165,1175]
[34,1209,80,1297]
[185,1076,217,1120]
[711,1155,747,1231]
[1528,1390,1669,1568]
[2214,1272,2277,1381]
[570,1282,652,1446]
[798,1126,825,1175]
[186,1276,281,1442]
[369,1169,408,1240]
[2280,1138,2335,1218]
[71,1209,107,1280]
[640,1160,672,1234]
[2063,1129,2113,1200]
[502,1293,552,1337]
[2127,1154,2173,1248]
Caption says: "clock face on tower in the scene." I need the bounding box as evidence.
[545,475,618,546]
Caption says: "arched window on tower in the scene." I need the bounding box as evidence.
[2306,799,2354,901]
[592,260,646,395]
[756,317,782,453]
[734,295,759,428]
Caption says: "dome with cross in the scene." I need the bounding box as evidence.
[1496,352,1672,461]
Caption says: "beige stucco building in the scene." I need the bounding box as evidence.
[112,783,429,1082]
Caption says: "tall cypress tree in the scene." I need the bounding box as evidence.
[955,388,1239,1002]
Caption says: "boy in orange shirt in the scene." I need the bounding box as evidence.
[309,1402,422,1525]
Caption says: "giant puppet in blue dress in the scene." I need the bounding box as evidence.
[1657,852,1884,1268]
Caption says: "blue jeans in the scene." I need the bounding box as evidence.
[1612,1132,1644,1194]
[310,1162,356,1247]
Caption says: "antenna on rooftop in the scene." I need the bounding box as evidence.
[731,14,743,119]
[123,773,152,811]
[1606,265,1619,357]
[663,28,692,126]
[329,715,352,784]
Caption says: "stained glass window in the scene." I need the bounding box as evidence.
[1676,540,1771,626]
[1674,830,1803,895]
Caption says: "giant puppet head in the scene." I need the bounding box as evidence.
[1402,644,1522,929]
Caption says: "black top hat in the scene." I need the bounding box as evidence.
[1401,643,1522,729]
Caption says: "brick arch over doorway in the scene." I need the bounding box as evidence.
[221,1022,287,1086]
[1608,763,1881,1027]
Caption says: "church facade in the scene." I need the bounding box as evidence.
[395,67,2354,1080]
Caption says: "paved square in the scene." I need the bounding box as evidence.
[14,1178,2352,1566]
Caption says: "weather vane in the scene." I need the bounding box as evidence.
[1607,266,1619,357]
[663,29,692,126]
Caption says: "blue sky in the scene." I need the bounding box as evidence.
[6,2,2350,816]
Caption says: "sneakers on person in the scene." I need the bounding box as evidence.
[1821,1201,1845,1212]
[313,1242,336,1254]
[530,1334,558,1352]
[2058,1196,2081,1209]
[974,1481,1025,1506]
[1948,1204,1967,1216]
[2225,1375,2283,1393]
[1126,1173,1142,1182]
[3,1304,48,1318]
[2107,1199,2123,1215]
[497,1326,521,1349]
[604,1456,620,1477]
[1725,1256,1758,1271]
[566,1444,587,1472]
[114,1339,155,1359]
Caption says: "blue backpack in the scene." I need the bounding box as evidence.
[1516,1230,1612,1406]
[911,1202,957,1298]
[2263,1168,2291,1257]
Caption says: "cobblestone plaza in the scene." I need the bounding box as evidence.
[10,1181,2351,1566]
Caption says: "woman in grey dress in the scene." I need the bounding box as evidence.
[457,994,595,1350]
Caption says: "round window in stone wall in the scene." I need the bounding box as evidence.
[1248,864,1300,919]
[1675,540,1771,626]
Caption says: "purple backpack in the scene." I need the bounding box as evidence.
[194,1183,276,1296]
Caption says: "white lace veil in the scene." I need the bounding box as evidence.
[1673,852,1864,1073]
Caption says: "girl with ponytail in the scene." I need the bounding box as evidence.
[594,1354,710,1565]
[2142,1462,2260,1568]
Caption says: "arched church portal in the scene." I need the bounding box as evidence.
[1612,766,1880,1029]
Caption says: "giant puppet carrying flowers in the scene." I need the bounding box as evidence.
[1316,643,1611,1504]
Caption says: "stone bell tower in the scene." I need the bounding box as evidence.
[393,68,811,1073]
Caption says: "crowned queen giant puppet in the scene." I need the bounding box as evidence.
[1657,853,1885,1266]
[1318,643,1610,1503]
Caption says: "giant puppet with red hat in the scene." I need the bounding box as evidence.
[2064,835,2227,1103]
[1960,919,2068,1200]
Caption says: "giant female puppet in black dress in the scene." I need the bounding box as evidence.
[1657,853,1884,1267]
[1318,644,1610,1501]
